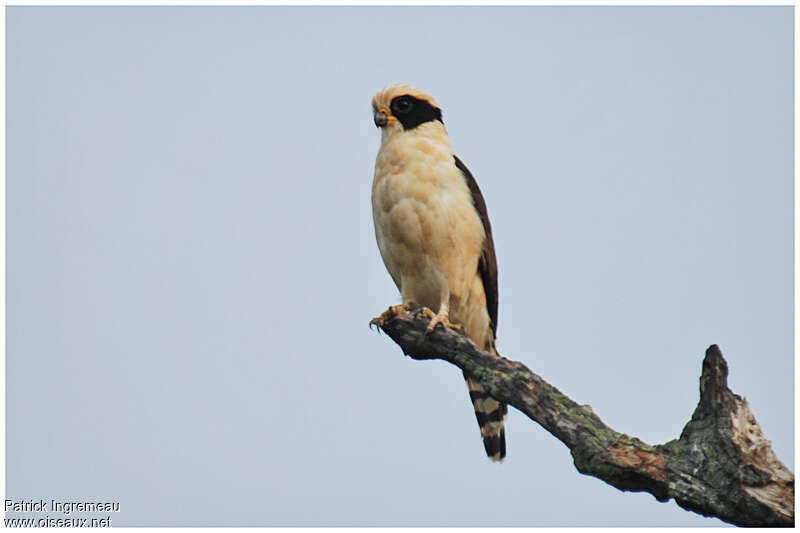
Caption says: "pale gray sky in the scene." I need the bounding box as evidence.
[7,6,792,527]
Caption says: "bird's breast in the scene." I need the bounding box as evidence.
[371,133,485,304]
[372,136,470,241]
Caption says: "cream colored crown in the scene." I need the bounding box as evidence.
[371,83,440,112]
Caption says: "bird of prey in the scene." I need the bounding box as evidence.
[370,83,507,461]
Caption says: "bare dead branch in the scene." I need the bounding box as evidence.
[371,307,794,527]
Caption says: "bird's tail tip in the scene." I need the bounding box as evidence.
[484,428,507,462]
[466,377,508,463]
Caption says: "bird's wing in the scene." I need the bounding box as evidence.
[454,155,498,336]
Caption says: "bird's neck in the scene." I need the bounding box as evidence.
[379,122,453,163]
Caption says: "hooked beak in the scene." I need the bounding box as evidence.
[373,108,389,127]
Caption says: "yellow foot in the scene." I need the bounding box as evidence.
[369,303,415,329]
[421,309,466,335]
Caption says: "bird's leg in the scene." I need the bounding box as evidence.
[369,301,418,329]
[424,299,466,335]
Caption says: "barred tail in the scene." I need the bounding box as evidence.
[465,375,507,462]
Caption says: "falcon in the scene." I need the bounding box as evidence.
[370,83,507,461]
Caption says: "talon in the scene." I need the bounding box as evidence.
[417,307,436,320]
[370,303,415,329]
[426,314,444,333]
[424,310,464,334]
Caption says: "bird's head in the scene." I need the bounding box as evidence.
[371,84,444,136]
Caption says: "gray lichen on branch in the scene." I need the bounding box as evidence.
[371,306,794,527]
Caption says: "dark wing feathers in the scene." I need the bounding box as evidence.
[454,155,498,336]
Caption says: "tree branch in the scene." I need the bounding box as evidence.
[371,307,794,527]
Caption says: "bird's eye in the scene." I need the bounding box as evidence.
[392,96,413,115]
